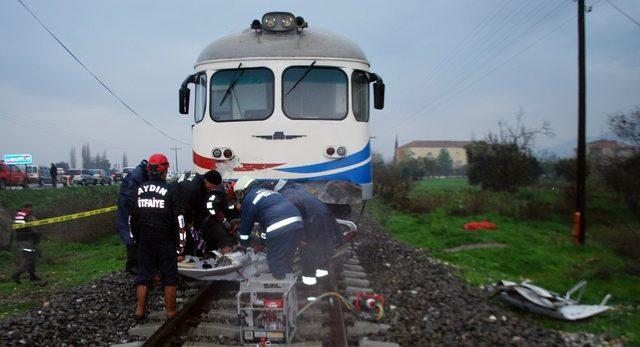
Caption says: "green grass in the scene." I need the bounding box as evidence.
[372,178,640,344]
[0,234,125,318]
[0,185,123,319]
[0,185,119,218]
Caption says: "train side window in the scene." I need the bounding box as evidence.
[282,66,347,120]
[210,67,274,122]
[352,70,370,122]
[194,73,207,123]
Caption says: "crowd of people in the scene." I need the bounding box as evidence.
[116,153,344,320]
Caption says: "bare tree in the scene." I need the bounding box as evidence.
[608,106,640,148]
[70,147,77,168]
[488,108,554,153]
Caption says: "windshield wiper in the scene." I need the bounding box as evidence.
[219,63,244,106]
[285,60,316,97]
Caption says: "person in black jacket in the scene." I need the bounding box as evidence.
[116,160,149,275]
[130,153,183,320]
[49,163,57,188]
[11,203,41,284]
[174,170,230,255]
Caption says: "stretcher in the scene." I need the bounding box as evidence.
[178,250,269,282]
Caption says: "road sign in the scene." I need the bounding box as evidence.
[3,154,33,165]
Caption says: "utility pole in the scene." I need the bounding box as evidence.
[576,0,587,245]
[169,147,181,173]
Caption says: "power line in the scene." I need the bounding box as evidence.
[393,0,573,132]
[15,0,190,146]
[605,0,640,30]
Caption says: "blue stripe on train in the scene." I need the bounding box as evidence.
[275,142,371,174]
[290,161,372,185]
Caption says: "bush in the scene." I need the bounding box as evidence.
[466,141,538,192]
[598,154,640,221]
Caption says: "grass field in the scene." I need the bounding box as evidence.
[372,178,640,344]
[0,186,123,319]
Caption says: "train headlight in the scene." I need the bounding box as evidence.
[281,15,294,29]
[259,12,305,32]
[337,146,346,156]
[263,15,276,29]
[326,147,335,156]
[223,149,233,159]
[212,149,222,158]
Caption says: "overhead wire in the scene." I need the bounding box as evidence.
[605,0,640,31]
[418,0,509,87]
[393,0,574,133]
[15,0,190,146]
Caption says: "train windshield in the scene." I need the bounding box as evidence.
[210,67,274,122]
[352,71,370,122]
[194,73,207,123]
[283,67,347,120]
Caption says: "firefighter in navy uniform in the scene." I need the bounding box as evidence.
[234,176,303,279]
[130,153,184,320]
[272,180,341,286]
[11,203,41,284]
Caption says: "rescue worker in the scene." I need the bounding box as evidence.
[116,159,149,275]
[273,180,341,285]
[130,153,183,320]
[202,181,238,253]
[234,176,303,279]
[49,163,57,188]
[174,170,231,255]
[11,203,41,284]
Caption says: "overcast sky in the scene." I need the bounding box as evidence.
[1,0,638,169]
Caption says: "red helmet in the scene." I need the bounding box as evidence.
[147,153,169,174]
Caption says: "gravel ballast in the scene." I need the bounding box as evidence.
[352,215,565,346]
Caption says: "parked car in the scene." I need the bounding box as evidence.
[25,165,39,183]
[0,161,29,189]
[73,169,98,186]
[66,169,81,185]
[89,169,113,185]
[112,170,123,183]
[38,166,68,187]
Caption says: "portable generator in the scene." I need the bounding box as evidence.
[237,273,297,344]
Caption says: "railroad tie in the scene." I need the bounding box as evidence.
[342,269,368,279]
[342,264,365,272]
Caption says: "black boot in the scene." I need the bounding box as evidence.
[29,273,41,281]
[11,272,22,284]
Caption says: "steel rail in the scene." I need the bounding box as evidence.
[142,281,236,347]
[327,259,349,347]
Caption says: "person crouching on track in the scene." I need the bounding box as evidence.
[272,180,341,286]
[11,203,41,284]
[173,170,224,256]
[130,153,184,320]
[234,176,303,279]
[201,181,238,254]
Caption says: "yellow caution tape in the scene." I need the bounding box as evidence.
[12,206,117,229]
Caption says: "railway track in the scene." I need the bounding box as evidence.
[121,244,397,347]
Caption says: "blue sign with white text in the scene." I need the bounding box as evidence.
[3,154,33,165]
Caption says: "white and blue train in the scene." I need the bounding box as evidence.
[179,12,384,205]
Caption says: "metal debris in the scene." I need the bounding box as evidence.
[494,280,611,320]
